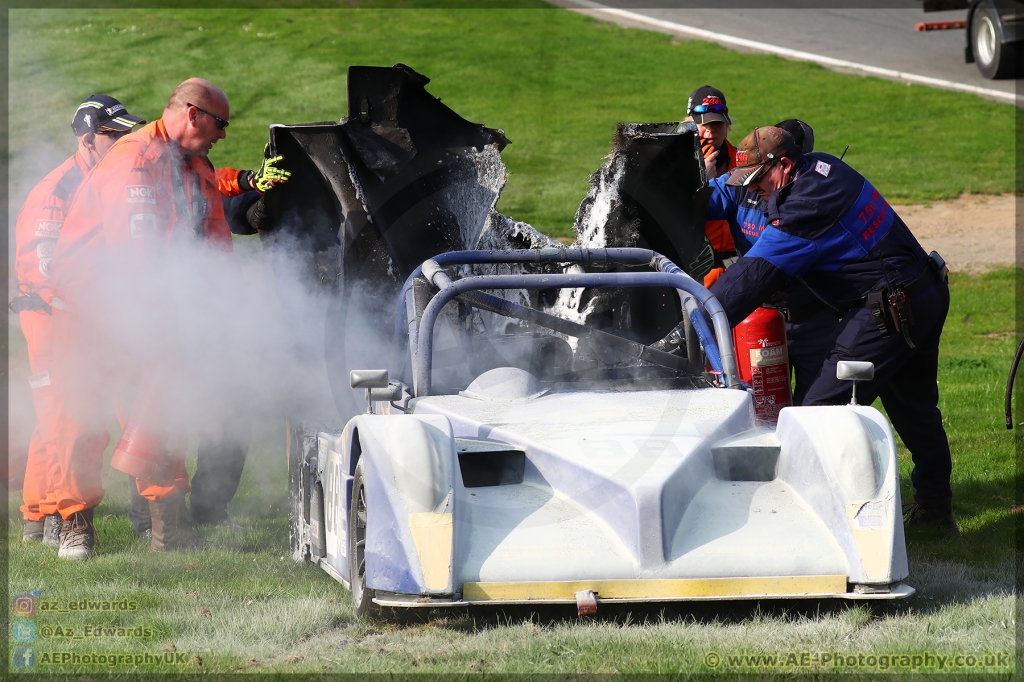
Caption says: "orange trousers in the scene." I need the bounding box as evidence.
[19,310,60,521]
[49,309,188,518]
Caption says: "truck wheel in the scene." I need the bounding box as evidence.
[972,5,1019,79]
[348,459,377,617]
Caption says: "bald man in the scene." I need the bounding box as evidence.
[45,78,275,558]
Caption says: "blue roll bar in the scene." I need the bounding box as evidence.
[408,250,740,396]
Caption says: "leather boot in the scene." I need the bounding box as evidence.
[42,514,63,547]
[148,493,211,552]
[58,509,96,560]
[22,518,44,542]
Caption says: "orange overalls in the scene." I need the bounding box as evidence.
[703,139,738,288]
[12,151,90,520]
[44,119,245,517]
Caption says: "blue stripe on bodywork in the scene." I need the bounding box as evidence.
[363,455,422,595]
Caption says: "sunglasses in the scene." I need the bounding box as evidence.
[188,102,229,129]
[691,102,727,114]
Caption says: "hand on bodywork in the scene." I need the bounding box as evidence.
[240,145,292,194]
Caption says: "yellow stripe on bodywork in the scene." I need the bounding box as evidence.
[408,513,452,591]
[463,575,847,602]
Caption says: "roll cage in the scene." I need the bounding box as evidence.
[395,248,741,397]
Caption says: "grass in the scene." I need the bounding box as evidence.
[6,7,1017,676]
[8,269,1017,675]
[8,8,1017,239]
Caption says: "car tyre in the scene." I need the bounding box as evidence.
[348,459,377,617]
[972,5,1019,79]
[310,484,327,560]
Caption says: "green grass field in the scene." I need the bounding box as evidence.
[8,269,1016,675]
[8,8,1016,238]
[7,7,1018,676]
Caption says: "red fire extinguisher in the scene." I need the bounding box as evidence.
[733,307,792,423]
[109,370,184,485]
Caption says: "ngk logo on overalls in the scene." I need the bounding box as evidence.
[125,185,156,204]
[35,220,62,238]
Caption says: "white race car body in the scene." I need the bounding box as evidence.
[305,367,911,607]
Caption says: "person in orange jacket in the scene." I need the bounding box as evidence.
[44,78,285,558]
[10,95,146,547]
[683,85,738,288]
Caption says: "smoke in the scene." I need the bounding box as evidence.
[52,232,340,468]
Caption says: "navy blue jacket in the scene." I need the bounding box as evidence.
[710,153,928,325]
[223,190,262,236]
[706,175,768,255]
[706,175,828,313]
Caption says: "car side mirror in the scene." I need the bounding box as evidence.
[350,369,389,390]
[351,370,402,413]
[837,361,874,405]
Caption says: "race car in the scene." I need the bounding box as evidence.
[261,64,911,615]
[290,247,913,615]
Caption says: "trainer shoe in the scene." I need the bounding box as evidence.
[904,502,960,536]
[22,519,44,542]
[42,514,63,547]
[57,509,96,560]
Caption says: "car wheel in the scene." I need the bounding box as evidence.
[310,484,327,560]
[348,459,377,617]
[972,5,1019,79]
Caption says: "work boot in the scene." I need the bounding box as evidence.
[22,519,44,542]
[57,509,96,560]
[149,493,211,552]
[904,501,960,536]
[42,514,63,548]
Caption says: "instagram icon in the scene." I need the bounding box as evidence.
[12,594,35,617]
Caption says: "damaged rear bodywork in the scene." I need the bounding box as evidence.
[260,64,713,560]
[262,64,711,419]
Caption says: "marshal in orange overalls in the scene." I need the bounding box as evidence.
[703,138,738,288]
[45,119,246,518]
[12,151,91,521]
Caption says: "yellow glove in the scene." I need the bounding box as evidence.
[252,148,291,193]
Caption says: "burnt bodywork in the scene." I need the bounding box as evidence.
[257,65,711,556]
[261,64,710,425]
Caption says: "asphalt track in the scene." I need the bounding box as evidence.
[558,0,1018,106]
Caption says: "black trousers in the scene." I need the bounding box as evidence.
[786,307,840,407]
[129,429,250,532]
[802,279,953,510]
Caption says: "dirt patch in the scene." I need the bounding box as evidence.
[895,194,1016,273]
[557,194,1015,271]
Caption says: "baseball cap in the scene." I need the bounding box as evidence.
[71,95,145,136]
[686,85,731,125]
[725,127,799,187]
[774,119,815,154]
